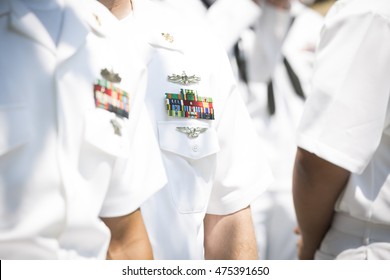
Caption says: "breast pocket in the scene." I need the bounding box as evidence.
[84,109,131,158]
[0,105,31,157]
[157,120,220,213]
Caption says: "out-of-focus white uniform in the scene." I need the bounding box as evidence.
[154,0,291,83]
[0,0,166,259]
[297,0,390,260]
[130,0,273,259]
[246,1,324,260]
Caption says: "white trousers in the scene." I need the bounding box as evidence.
[315,213,390,260]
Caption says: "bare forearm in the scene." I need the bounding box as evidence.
[204,207,258,259]
[292,148,350,259]
[101,209,153,260]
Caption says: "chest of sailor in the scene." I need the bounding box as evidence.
[56,39,151,188]
[0,29,141,171]
[145,47,220,213]
[146,46,222,163]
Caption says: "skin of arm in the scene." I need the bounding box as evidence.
[98,0,133,20]
[263,0,291,10]
[292,147,350,259]
[204,206,258,259]
[101,208,154,260]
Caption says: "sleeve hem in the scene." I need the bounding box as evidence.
[206,179,272,216]
[297,133,367,174]
[100,179,167,218]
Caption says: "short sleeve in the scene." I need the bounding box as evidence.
[297,9,390,174]
[207,50,273,215]
[99,73,167,217]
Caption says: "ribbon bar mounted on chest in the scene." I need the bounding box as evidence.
[165,89,214,120]
[93,74,130,119]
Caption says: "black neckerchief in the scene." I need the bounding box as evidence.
[267,16,305,116]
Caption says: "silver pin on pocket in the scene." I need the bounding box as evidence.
[176,126,207,138]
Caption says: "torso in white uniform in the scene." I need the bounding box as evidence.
[0,0,165,259]
[131,0,273,259]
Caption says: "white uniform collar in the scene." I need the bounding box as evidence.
[3,0,118,60]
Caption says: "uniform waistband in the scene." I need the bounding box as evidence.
[332,213,390,243]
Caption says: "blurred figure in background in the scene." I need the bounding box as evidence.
[152,0,292,85]
[247,0,326,260]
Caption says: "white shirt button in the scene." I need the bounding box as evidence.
[192,144,199,152]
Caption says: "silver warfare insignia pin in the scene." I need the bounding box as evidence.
[168,71,201,86]
[176,127,208,138]
[101,68,122,83]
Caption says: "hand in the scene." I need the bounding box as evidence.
[294,226,316,260]
[294,227,304,259]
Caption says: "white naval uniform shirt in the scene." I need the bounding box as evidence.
[297,0,390,258]
[132,0,273,260]
[0,0,166,259]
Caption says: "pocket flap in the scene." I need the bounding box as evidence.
[84,109,130,157]
[157,121,219,160]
